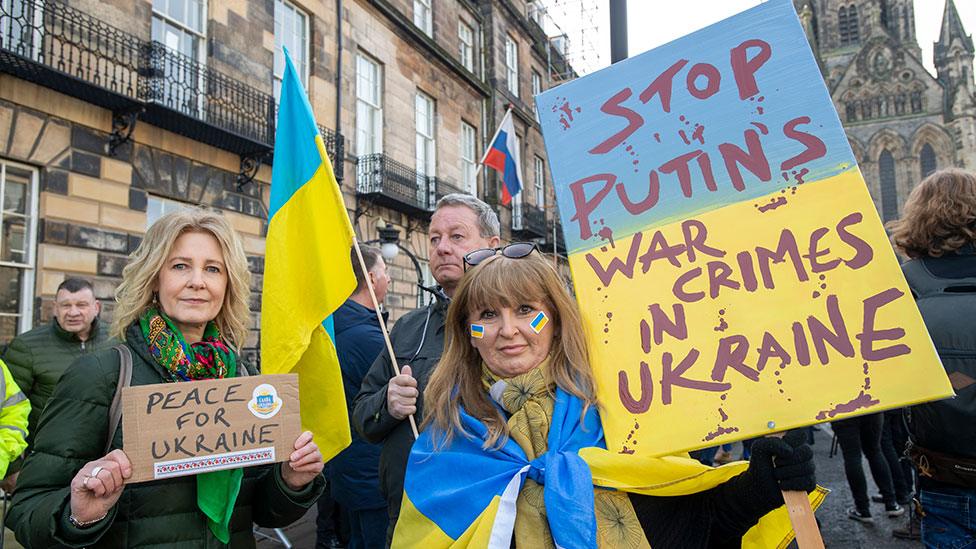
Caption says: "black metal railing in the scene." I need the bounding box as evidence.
[512,203,547,239]
[432,177,468,204]
[545,219,567,254]
[1,0,344,179]
[356,154,433,216]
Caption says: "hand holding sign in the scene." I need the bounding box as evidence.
[281,431,324,491]
[69,449,133,524]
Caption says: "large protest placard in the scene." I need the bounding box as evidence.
[536,0,954,457]
[122,374,301,482]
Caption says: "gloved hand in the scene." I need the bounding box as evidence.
[748,429,816,506]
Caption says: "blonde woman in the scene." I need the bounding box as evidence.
[395,246,817,548]
[9,208,324,548]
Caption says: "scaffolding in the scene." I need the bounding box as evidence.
[527,0,604,79]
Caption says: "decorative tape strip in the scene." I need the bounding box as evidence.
[153,447,276,479]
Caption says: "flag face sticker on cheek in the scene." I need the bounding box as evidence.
[529,312,549,334]
[470,324,485,339]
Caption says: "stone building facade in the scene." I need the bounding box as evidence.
[0,0,572,362]
[794,0,976,221]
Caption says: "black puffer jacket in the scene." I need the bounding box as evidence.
[8,323,324,548]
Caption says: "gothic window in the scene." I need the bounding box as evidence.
[910,91,922,113]
[838,6,850,46]
[880,0,889,30]
[895,94,906,115]
[845,102,857,121]
[920,143,937,178]
[874,97,884,117]
[879,149,898,222]
[848,6,860,44]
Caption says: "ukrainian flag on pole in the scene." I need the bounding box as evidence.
[262,47,355,462]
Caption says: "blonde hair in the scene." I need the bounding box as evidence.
[423,252,597,449]
[888,168,976,258]
[112,208,252,350]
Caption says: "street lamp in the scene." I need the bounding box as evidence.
[365,221,435,307]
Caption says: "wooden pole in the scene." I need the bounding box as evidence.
[782,490,824,549]
[350,238,420,439]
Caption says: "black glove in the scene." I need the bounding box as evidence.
[748,429,817,506]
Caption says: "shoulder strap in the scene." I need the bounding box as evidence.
[106,344,133,455]
[903,257,976,298]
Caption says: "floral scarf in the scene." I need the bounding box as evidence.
[481,360,650,548]
[138,308,241,543]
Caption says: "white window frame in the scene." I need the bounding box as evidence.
[146,196,193,229]
[531,70,542,121]
[505,36,519,97]
[511,133,523,226]
[415,91,436,179]
[151,0,207,116]
[460,122,477,195]
[458,20,475,73]
[414,0,432,37]
[0,159,39,338]
[1,0,44,62]
[356,53,383,156]
[273,0,309,102]
[534,156,545,209]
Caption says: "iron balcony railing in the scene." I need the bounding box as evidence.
[356,154,471,216]
[512,203,547,239]
[356,153,434,217]
[546,219,567,255]
[0,0,343,180]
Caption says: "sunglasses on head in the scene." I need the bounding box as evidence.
[463,242,539,270]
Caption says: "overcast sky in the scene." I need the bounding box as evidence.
[624,1,976,76]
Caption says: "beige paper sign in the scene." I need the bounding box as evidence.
[121,374,301,483]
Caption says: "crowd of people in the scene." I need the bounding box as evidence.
[0,169,970,548]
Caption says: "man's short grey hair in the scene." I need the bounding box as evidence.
[435,193,500,238]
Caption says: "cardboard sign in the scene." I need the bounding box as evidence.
[536,0,954,457]
[122,374,301,483]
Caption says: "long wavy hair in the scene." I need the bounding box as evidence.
[888,168,976,258]
[423,252,597,449]
[112,208,252,350]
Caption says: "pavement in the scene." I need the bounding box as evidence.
[0,425,924,548]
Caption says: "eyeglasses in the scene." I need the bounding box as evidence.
[463,242,538,270]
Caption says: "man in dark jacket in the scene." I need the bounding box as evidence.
[319,245,391,549]
[353,194,500,544]
[2,278,113,481]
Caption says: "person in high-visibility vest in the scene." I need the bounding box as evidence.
[0,359,29,481]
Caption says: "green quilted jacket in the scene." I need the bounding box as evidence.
[7,322,324,548]
[3,318,115,448]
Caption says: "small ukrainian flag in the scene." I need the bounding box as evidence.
[470,324,485,339]
[529,311,549,334]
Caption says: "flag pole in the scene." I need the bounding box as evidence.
[315,136,421,440]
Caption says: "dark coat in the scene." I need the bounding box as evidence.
[3,318,114,448]
[351,293,448,525]
[8,323,324,548]
[327,299,387,511]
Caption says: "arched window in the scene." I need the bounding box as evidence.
[910,91,922,113]
[848,5,860,44]
[920,143,937,178]
[839,6,850,46]
[846,102,857,121]
[879,149,898,222]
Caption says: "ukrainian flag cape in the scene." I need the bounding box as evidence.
[394,388,826,548]
[261,48,355,462]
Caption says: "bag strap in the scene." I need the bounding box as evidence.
[106,344,133,455]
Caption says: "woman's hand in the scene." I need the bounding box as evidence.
[69,449,132,524]
[281,431,323,491]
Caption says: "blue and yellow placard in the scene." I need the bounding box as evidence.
[536,0,952,457]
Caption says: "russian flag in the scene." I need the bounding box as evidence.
[483,109,523,205]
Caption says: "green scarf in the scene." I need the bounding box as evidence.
[139,308,243,543]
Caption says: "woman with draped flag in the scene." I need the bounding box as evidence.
[393,244,826,548]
